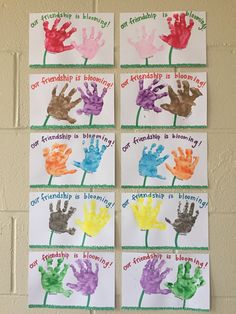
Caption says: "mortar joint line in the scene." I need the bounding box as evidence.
[10,217,17,294]
[13,52,20,128]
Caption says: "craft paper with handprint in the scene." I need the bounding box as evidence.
[29,192,115,249]
[139,144,169,186]
[77,82,107,126]
[74,137,107,186]
[29,13,114,66]
[122,252,209,310]
[122,193,208,249]
[67,259,99,307]
[48,200,77,246]
[30,74,114,129]
[43,144,77,186]
[165,147,199,186]
[161,80,202,126]
[121,72,207,128]
[165,202,199,248]
[30,132,115,187]
[128,26,164,66]
[131,198,166,248]
[135,79,168,126]
[38,258,72,306]
[29,251,115,309]
[42,18,77,65]
[72,27,105,65]
[138,259,171,307]
[75,200,111,247]
[166,262,205,309]
[121,132,207,188]
[120,12,206,67]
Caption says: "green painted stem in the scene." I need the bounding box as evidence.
[136,106,142,127]
[49,230,54,246]
[142,176,147,187]
[48,175,53,186]
[86,294,91,307]
[81,233,87,247]
[173,114,177,126]
[43,291,49,306]
[138,290,145,308]
[172,176,176,186]
[43,115,50,126]
[43,50,47,65]
[84,58,88,66]
[145,58,149,66]
[183,299,186,309]
[81,171,87,186]
[169,46,174,65]
[89,114,93,126]
[175,232,179,248]
[145,230,149,248]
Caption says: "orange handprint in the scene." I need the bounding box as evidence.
[43,144,77,186]
[165,147,199,186]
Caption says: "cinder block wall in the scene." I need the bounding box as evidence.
[0,0,235,313]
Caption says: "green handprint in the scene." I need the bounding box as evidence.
[38,258,73,305]
[166,261,205,309]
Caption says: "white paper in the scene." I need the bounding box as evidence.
[121,192,208,249]
[122,252,210,310]
[29,251,115,309]
[29,13,114,67]
[121,72,207,128]
[30,132,115,188]
[120,11,206,67]
[30,74,114,129]
[29,192,115,249]
[121,132,207,188]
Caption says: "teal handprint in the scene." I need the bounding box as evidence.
[139,144,169,187]
[38,258,72,306]
[74,137,107,186]
[166,261,205,309]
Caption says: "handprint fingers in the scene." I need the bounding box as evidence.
[184,261,191,278]
[91,82,98,95]
[51,18,61,31]
[84,82,93,96]
[59,21,72,32]
[189,202,195,216]
[89,26,95,39]
[82,28,87,40]
[62,200,69,212]
[141,25,147,39]
[180,13,187,28]
[84,259,92,272]
[59,83,69,96]
[56,200,62,212]
[177,263,184,279]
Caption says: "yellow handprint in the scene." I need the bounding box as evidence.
[131,197,166,247]
[75,200,111,247]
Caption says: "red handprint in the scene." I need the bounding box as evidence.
[160,13,194,65]
[43,18,77,65]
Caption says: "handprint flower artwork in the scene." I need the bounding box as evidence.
[122,253,209,310]
[120,11,206,67]
[29,13,114,67]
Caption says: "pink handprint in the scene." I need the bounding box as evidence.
[43,18,77,65]
[72,27,105,65]
[128,26,164,66]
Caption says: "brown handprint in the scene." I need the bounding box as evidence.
[44,83,81,126]
[48,200,77,246]
[165,147,199,186]
[161,80,202,126]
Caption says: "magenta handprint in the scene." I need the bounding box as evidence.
[67,259,99,307]
[128,26,164,66]
[77,82,107,126]
[138,259,171,307]
[160,13,194,65]
[136,79,168,126]
[43,18,77,65]
[72,27,105,65]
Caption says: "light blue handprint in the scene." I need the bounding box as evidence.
[74,137,107,186]
[139,144,169,187]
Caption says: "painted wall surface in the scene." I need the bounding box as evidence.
[0,0,236,313]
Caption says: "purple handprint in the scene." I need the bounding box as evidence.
[128,26,164,66]
[77,82,107,126]
[67,259,99,307]
[136,79,168,126]
[138,259,171,307]
[72,27,105,65]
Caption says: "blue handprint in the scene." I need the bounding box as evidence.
[74,137,106,186]
[139,144,169,187]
